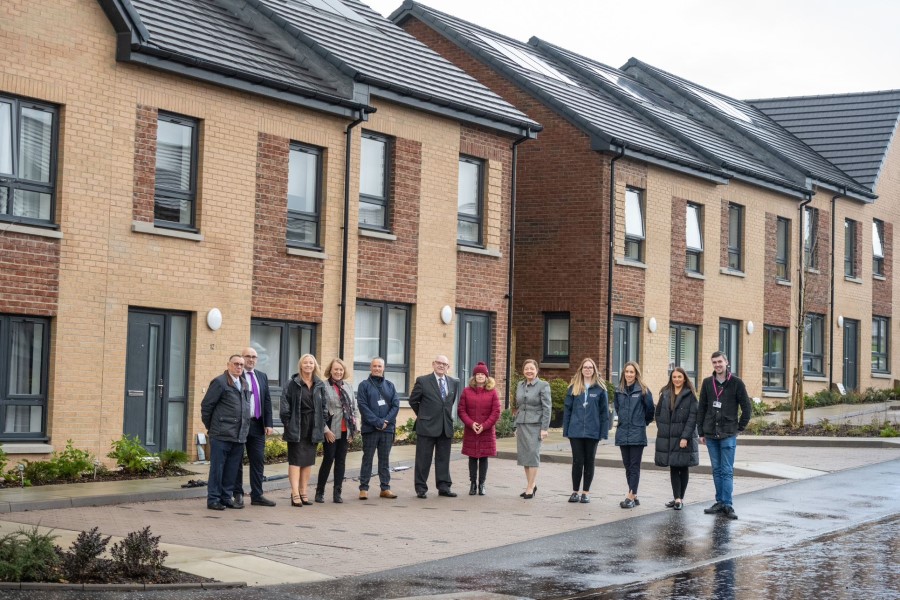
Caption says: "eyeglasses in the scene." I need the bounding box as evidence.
[243,355,258,359]
[434,361,450,367]
[230,362,245,367]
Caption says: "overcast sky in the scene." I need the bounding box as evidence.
[366,0,900,100]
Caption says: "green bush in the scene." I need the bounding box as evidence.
[264,437,288,461]
[348,434,363,452]
[751,398,768,417]
[495,409,515,438]
[61,527,111,582]
[0,526,60,582]
[22,459,59,485]
[548,378,569,414]
[879,422,899,438]
[0,446,7,474]
[508,370,523,408]
[157,449,188,471]
[397,417,417,443]
[110,526,167,578]
[52,440,94,481]
[453,420,464,441]
[108,435,154,474]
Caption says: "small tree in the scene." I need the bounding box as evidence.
[791,204,820,427]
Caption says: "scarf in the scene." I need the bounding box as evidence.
[330,378,357,435]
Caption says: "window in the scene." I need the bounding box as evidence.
[287,143,322,248]
[250,320,316,423]
[776,217,790,280]
[685,203,703,273]
[359,133,389,230]
[457,156,484,246]
[669,323,699,386]
[613,316,640,384]
[0,315,50,439]
[718,319,741,377]
[543,313,570,363]
[0,95,58,224]
[845,219,857,278]
[804,207,818,269]
[803,313,825,375]
[873,219,885,276]
[354,301,410,394]
[872,316,890,374]
[727,203,744,271]
[154,112,198,228]
[624,188,645,261]
[763,325,788,390]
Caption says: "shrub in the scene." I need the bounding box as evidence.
[109,526,167,579]
[495,409,515,438]
[548,378,569,414]
[52,440,94,481]
[508,371,523,409]
[453,420,464,441]
[23,459,59,485]
[264,437,288,461]
[157,449,188,472]
[348,434,363,452]
[751,398,768,417]
[0,446,7,474]
[108,435,154,474]
[744,418,770,435]
[879,423,899,438]
[61,527,111,582]
[397,417,417,443]
[818,418,836,434]
[0,527,60,582]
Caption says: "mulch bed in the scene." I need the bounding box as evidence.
[748,422,895,436]
[0,467,196,490]
[47,559,213,585]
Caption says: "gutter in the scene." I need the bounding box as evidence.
[605,145,626,381]
[828,189,845,390]
[797,191,814,392]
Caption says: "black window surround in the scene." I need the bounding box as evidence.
[457,155,484,247]
[624,187,645,262]
[844,218,858,278]
[542,312,570,363]
[873,219,885,277]
[250,319,316,425]
[353,300,410,396]
[286,142,323,250]
[872,316,890,374]
[0,94,59,228]
[718,318,741,377]
[763,325,788,391]
[803,313,825,376]
[669,322,699,386]
[804,207,819,269]
[358,132,391,232]
[776,217,790,281]
[154,111,199,231]
[0,314,50,441]
[727,202,744,271]
[685,202,703,273]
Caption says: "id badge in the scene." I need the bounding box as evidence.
[712,401,722,409]
[378,399,386,406]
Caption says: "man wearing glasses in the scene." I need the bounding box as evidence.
[233,347,276,507]
[408,355,459,498]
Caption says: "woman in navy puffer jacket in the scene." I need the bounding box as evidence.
[614,361,654,509]
[562,357,609,504]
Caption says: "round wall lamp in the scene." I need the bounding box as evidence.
[440,305,453,325]
[746,321,754,335]
[206,308,223,331]
[648,317,658,333]
[837,315,844,328]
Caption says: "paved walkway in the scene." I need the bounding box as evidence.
[1,426,898,588]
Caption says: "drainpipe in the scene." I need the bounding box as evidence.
[605,145,626,381]
[338,110,368,359]
[828,189,845,390]
[504,129,532,409]
[797,191,814,392]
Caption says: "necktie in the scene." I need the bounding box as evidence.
[439,377,447,399]
[250,372,260,419]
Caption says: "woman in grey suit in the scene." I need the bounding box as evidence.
[514,359,552,499]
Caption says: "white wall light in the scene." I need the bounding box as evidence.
[648,317,658,333]
[440,305,453,325]
[206,308,223,331]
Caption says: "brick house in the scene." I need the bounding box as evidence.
[0,0,538,461]
[393,1,899,400]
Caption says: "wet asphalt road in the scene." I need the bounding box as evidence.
[7,458,899,600]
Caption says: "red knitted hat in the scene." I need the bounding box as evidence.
[473,362,490,377]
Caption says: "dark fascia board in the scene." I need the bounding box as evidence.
[623,58,876,200]
[590,137,730,185]
[812,180,875,204]
[246,0,537,135]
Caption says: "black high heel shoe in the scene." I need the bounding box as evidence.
[300,495,313,506]
[523,485,537,499]
[291,495,303,507]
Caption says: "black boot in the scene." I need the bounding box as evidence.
[314,489,325,503]
[333,488,343,503]
[469,482,477,495]
[478,483,486,496]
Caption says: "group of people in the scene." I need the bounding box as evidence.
[201,348,751,518]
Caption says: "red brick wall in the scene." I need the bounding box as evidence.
[0,233,60,316]
[763,212,791,327]
[670,196,704,324]
[357,137,421,304]
[251,132,324,322]
[132,104,157,223]
[806,208,830,315]
[873,221,892,317]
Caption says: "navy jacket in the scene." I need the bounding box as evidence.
[562,383,609,440]
[357,376,401,434]
[613,385,655,446]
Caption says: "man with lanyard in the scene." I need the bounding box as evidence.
[356,357,401,499]
[697,351,751,520]
[234,347,276,507]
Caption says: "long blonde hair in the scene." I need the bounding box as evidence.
[617,361,647,393]
[297,353,324,382]
[570,357,605,396]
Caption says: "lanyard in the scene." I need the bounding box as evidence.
[712,372,730,402]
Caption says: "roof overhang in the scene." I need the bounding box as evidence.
[591,137,730,185]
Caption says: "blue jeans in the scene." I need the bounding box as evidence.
[208,438,244,505]
[705,435,737,506]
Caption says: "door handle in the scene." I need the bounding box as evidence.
[157,378,164,398]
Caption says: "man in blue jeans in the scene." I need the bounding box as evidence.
[697,351,751,520]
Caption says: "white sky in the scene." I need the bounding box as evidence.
[365,0,900,100]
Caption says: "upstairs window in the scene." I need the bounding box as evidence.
[804,207,819,269]
[873,219,885,276]
[844,219,858,278]
[776,217,790,280]
[685,203,703,273]
[624,188,645,261]
[727,203,744,271]
[457,156,484,246]
[155,113,198,228]
[359,133,389,230]
[287,143,322,249]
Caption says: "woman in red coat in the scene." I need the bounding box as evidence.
[459,362,501,496]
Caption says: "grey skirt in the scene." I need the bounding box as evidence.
[516,422,542,467]
[288,439,317,467]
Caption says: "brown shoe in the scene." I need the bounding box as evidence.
[379,490,397,499]
[359,490,368,500]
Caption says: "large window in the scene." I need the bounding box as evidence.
[457,156,484,246]
[763,325,787,391]
[845,219,858,278]
[718,319,740,377]
[872,316,890,374]
[803,313,825,375]
[359,133,389,230]
[804,207,818,269]
[613,316,640,384]
[776,217,790,280]
[543,313,570,363]
[250,320,315,423]
[0,315,50,439]
[287,143,322,248]
[624,188,645,261]
[669,323,699,386]
[354,301,410,394]
[873,219,885,276]
[154,112,198,228]
[686,203,703,273]
[0,95,58,224]
[727,203,744,271]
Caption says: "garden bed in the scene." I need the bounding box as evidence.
[745,419,898,437]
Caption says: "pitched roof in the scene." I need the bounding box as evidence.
[749,90,900,190]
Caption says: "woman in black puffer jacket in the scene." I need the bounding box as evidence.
[654,367,699,510]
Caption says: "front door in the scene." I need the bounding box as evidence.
[124,310,190,451]
[457,311,491,385]
[843,318,859,391]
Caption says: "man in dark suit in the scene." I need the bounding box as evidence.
[408,354,459,498]
[233,347,276,507]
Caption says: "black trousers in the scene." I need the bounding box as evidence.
[316,430,349,493]
[620,445,645,494]
[569,437,599,492]
[414,434,452,493]
[468,457,488,483]
[235,419,266,499]
[670,466,690,499]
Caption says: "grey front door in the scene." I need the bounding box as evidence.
[843,318,859,392]
[457,311,491,385]
[124,310,190,451]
